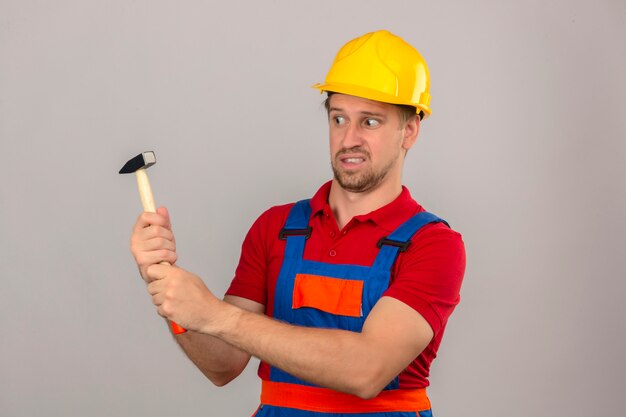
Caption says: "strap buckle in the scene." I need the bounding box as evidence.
[376,237,411,252]
[279,227,312,240]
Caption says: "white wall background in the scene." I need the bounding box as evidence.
[1,1,625,416]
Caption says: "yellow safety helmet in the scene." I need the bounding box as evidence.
[313,30,432,118]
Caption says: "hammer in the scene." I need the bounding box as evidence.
[119,151,187,335]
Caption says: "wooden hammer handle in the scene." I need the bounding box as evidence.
[135,169,187,335]
[135,168,157,212]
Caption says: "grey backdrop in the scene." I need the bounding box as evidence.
[1,1,625,416]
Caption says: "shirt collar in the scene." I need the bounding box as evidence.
[310,181,332,216]
[309,181,422,232]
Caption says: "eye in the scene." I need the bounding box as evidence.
[364,118,380,128]
[333,115,346,126]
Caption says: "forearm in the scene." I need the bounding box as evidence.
[174,330,251,386]
[211,303,389,398]
[170,295,262,386]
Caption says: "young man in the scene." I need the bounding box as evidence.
[130,30,465,416]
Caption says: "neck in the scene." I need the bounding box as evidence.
[328,179,403,230]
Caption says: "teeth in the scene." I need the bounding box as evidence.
[345,158,364,163]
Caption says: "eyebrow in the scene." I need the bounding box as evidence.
[328,107,386,118]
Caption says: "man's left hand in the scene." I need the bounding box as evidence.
[146,264,222,333]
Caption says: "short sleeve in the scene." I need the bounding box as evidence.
[225,204,292,305]
[383,223,466,336]
[225,211,271,304]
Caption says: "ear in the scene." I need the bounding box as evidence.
[402,116,420,151]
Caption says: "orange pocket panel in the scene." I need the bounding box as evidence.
[292,274,363,317]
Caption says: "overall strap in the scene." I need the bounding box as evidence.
[372,212,449,271]
[278,199,312,259]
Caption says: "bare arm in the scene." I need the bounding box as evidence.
[173,295,264,386]
[147,265,433,399]
[220,296,432,398]
[129,208,263,386]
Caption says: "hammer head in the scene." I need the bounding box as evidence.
[119,151,157,174]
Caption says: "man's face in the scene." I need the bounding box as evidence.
[327,94,418,194]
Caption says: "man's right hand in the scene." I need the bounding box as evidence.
[130,207,177,283]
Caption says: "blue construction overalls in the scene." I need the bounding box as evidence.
[254,199,448,417]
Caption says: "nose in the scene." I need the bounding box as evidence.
[341,122,363,149]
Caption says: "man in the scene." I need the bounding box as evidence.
[130,30,465,416]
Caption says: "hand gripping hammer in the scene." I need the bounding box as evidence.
[119,151,187,334]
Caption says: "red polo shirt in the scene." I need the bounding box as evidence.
[226,181,466,388]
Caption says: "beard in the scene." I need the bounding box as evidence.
[331,148,397,193]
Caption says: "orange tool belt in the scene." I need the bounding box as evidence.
[260,381,431,413]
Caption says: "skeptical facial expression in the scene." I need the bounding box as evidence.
[327,94,418,194]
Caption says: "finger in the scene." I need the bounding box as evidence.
[146,263,171,281]
[156,305,168,318]
[140,223,175,241]
[147,279,165,296]
[156,206,172,229]
[133,211,170,233]
[131,234,177,266]
[132,247,177,269]
[143,250,178,267]
[132,226,175,249]
[152,292,165,308]
[140,236,176,252]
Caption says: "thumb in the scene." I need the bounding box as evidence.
[156,206,172,228]
[146,263,172,281]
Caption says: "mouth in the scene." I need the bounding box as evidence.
[338,157,366,171]
[342,156,365,164]
[336,150,369,169]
